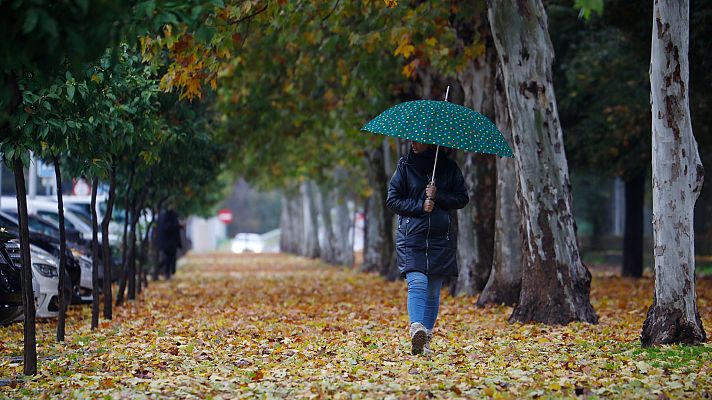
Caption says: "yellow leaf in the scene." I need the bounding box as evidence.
[394,36,415,59]
[473,42,486,57]
[402,60,417,78]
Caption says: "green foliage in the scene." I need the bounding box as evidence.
[550,4,650,180]
[147,0,491,198]
[0,0,131,78]
[573,0,604,20]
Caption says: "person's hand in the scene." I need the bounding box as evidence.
[426,183,437,200]
[424,199,435,213]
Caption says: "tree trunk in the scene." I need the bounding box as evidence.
[101,164,116,319]
[127,201,140,300]
[90,176,100,330]
[451,151,497,296]
[300,180,320,258]
[120,164,135,270]
[488,0,598,325]
[279,190,303,254]
[126,179,150,300]
[151,207,161,281]
[451,9,498,297]
[118,199,130,303]
[13,157,37,375]
[622,172,645,277]
[334,188,354,266]
[478,64,523,307]
[641,0,706,346]
[136,214,144,295]
[116,196,137,306]
[361,145,393,277]
[142,209,156,287]
[317,185,339,265]
[53,156,68,341]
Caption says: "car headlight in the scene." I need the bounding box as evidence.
[34,263,58,278]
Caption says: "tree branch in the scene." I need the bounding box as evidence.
[322,0,340,22]
[228,4,269,25]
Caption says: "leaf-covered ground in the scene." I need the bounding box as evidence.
[1,253,711,399]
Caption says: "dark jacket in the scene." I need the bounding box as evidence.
[386,148,469,278]
[156,209,182,252]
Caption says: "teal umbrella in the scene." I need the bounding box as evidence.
[361,87,514,183]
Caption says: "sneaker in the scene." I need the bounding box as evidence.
[423,329,433,355]
[409,322,427,355]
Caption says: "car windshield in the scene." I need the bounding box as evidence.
[29,215,59,236]
[0,213,18,228]
[69,210,92,227]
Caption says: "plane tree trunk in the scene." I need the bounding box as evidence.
[488,0,598,324]
[477,65,523,307]
[641,0,706,346]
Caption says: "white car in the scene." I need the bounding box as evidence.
[5,241,70,319]
[55,195,125,244]
[4,196,126,246]
[72,251,94,303]
[1,197,107,244]
[231,233,264,253]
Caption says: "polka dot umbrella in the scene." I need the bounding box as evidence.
[361,86,514,183]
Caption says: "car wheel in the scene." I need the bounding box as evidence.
[0,306,23,325]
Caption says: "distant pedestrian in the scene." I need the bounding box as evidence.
[386,141,469,355]
[156,207,182,279]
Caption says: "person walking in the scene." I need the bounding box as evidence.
[156,207,182,279]
[386,141,469,355]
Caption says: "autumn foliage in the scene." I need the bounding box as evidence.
[1,254,710,397]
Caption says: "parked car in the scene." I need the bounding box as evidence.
[4,240,71,319]
[35,195,122,245]
[0,210,84,245]
[0,211,87,303]
[72,252,94,303]
[0,197,108,245]
[0,231,23,324]
[231,233,264,253]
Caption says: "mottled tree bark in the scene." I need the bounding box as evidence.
[478,65,523,307]
[641,0,706,346]
[317,184,338,265]
[450,9,497,296]
[334,195,354,266]
[456,14,495,291]
[488,0,598,324]
[279,189,303,254]
[301,180,320,258]
[361,145,393,277]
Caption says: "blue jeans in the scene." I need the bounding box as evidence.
[406,272,444,330]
